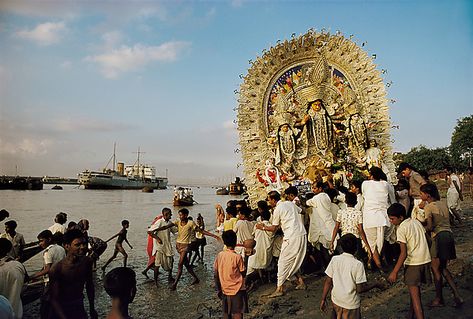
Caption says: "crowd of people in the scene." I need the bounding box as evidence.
[0,162,471,319]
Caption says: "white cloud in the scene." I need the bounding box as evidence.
[0,137,52,155]
[102,31,123,50]
[231,0,245,8]
[52,117,134,133]
[86,41,191,79]
[60,60,72,69]
[15,21,67,46]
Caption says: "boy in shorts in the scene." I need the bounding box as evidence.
[321,233,386,318]
[387,203,431,319]
[102,220,133,270]
[214,230,248,319]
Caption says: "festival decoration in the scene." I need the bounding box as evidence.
[236,29,397,205]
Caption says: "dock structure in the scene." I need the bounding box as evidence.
[0,176,43,190]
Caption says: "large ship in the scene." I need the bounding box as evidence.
[78,146,168,190]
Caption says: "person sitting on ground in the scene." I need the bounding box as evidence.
[330,192,372,260]
[0,238,28,319]
[102,220,133,270]
[48,229,98,319]
[387,203,431,319]
[320,233,387,317]
[29,230,66,319]
[104,267,136,319]
[48,212,68,235]
[214,230,248,319]
[421,183,463,308]
[1,221,25,261]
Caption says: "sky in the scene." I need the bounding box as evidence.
[0,0,472,184]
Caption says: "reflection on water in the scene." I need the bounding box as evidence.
[0,185,242,318]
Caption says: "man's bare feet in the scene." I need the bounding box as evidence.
[428,299,445,307]
[295,283,307,290]
[267,290,284,298]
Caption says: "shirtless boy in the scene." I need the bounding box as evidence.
[102,220,133,270]
[48,229,97,319]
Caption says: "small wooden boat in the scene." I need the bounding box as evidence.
[173,187,194,206]
[20,242,42,263]
[142,186,154,193]
[173,196,194,206]
[216,187,229,195]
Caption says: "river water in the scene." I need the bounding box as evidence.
[0,185,243,318]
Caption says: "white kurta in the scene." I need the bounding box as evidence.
[271,200,307,287]
[247,221,274,274]
[306,192,336,249]
[0,257,26,319]
[148,219,175,271]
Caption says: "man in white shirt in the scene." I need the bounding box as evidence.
[147,208,176,285]
[29,230,66,319]
[361,167,390,269]
[0,238,28,319]
[388,203,431,319]
[1,221,25,261]
[306,182,336,267]
[48,212,67,235]
[256,191,307,297]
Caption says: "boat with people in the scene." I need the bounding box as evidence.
[228,177,246,195]
[78,145,168,190]
[216,187,229,195]
[173,187,195,206]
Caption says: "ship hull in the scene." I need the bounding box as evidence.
[79,172,167,190]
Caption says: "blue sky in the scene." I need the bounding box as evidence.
[0,0,472,184]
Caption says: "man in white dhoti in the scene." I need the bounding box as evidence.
[147,208,176,285]
[446,166,463,224]
[256,191,307,297]
[305,182,337,268]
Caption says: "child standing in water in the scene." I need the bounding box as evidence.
[102,220,133,270]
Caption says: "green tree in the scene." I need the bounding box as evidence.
[403,145,451,172]
[450,115,473,169]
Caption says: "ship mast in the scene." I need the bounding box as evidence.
[133,147,145,177]
[113,142,116,171]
